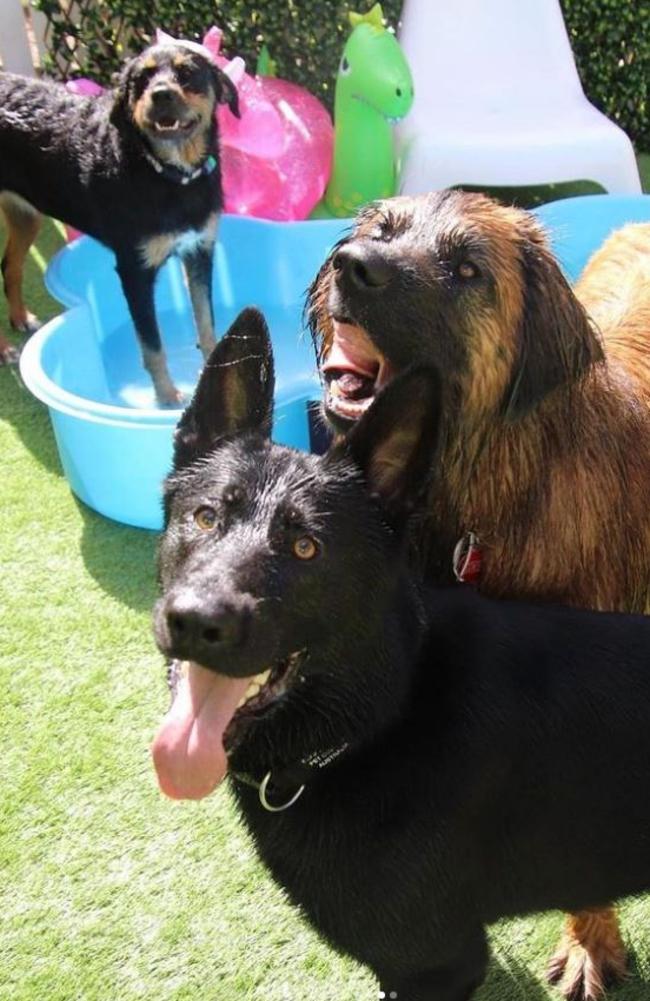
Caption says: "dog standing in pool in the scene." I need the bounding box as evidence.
[0,38,238,403]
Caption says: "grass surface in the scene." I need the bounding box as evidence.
[3,166,650,1000]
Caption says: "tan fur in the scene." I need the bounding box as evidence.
[0,191,42,330]
[140,211,218,273]
[139,232,178,271]
[548,909,628,1000]
[309,192,650,998]
[133,89,213,171]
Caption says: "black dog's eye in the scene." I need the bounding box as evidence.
[293,537,319,561]
[194,506,218,531]
[455,261,479,280]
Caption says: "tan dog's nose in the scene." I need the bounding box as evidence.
[333,243,395,290]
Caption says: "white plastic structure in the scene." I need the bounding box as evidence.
[395,0,641,195]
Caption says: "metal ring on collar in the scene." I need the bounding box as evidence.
[259,771,306,812]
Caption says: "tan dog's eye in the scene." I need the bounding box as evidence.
[194,506,218,531]
[293,537,319,560]
[457,261,478,280]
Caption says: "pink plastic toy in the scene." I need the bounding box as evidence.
[200,27,333,221]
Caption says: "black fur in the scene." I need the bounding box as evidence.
[154,309,650,1001]
[0,42,238,401]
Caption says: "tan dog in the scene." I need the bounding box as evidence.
[307,189,650,1000]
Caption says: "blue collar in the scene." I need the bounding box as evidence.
[143,149,218,186]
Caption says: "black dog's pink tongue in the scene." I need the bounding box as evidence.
[152,662,250,800]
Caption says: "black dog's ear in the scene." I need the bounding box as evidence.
[211,66,240,118]
[343,365,442,517]
[503,224,603,421]
[173,307,274,470]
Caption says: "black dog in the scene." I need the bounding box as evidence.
[152,309,650,1001]
[0,41,238,402]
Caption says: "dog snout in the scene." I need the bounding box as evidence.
[162,589,253,659]
[150,84,178,107]
[332,244,395,290]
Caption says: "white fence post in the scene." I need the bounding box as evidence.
[0,0,47,76]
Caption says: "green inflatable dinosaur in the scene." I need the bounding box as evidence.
[311,4,414,219]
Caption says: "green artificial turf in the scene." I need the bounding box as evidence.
[3,162,650,1000]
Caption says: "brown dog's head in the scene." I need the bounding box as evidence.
[111,41,239,168]
[307,190,603,430]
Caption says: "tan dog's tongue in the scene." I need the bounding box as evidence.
[324,321,379,378]
[152,661,251,800]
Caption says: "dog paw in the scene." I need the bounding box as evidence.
[10,312,41,335]
[157,388,185,408]
[0,340,21,366]
[547,910,627,1000]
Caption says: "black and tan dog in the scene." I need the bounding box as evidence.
[0,40,238,403]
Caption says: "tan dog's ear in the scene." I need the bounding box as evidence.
[503,226,603,421]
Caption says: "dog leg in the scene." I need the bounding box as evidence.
[547,907,627,1001]
[378,927,488,1001]
[115,255,181,406]
[182,230,217,361]
[0,192,42,334]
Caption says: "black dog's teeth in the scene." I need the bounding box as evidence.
[234,651,304,717]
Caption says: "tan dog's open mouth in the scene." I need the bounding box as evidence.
[322,319,394,422]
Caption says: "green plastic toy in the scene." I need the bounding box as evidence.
[311,3,414,219]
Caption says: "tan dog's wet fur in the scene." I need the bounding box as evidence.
[308,190,650,1000]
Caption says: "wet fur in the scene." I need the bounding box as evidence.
[154,311,650,1001]
[307,190,650,613]
[0,44,238,400]
[307,189,650,996]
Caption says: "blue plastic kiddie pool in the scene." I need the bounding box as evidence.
[20,214,350,530]
[19,194,650,531]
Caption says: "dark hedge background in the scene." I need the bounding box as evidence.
[34,0,648,148]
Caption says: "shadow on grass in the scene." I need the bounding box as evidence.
[75,499,159,614]
[0,363,62,477]
[481,954,551,1000]
[1,364,159,612]
[484,947,650,1000]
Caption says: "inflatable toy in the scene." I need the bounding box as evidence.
[198,27,333,221]
[311,4,414,218]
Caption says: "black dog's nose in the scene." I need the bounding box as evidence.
[165,592,249,653]
[332,244,395,290]
[151,85,176,106]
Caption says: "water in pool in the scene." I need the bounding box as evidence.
[99,303,318,410]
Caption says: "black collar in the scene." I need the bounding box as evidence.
[142,147,219,186]
[231,742,350,812]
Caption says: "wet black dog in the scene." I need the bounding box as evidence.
[0,41,238,401]
[152,309,650,1001]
